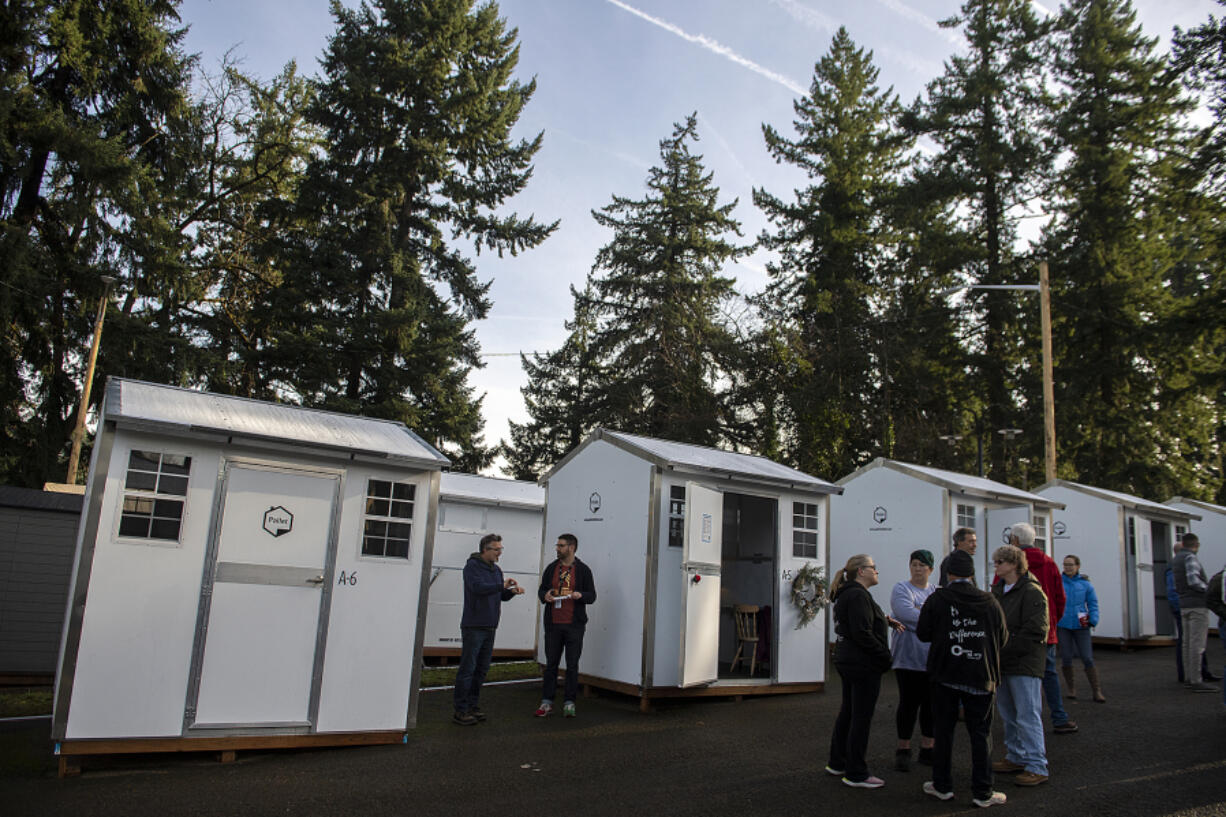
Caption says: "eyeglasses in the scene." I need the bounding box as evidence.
[993,559,1008,565]
[861,564,878,571]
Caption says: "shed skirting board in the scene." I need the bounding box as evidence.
[568,672,823,703]
[421,647,535,659]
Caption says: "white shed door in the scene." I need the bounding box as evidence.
[679,482,722,688]
[193,464,339,728]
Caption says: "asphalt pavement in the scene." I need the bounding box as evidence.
[4,645,1225,817]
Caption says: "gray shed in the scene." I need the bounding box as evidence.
[0,487,82,682]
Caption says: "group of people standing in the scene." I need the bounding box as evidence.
[827,523,1110,807]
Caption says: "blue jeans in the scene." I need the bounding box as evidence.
[1042,645,1071,725]
[1058,627,1095,668]
[997,674,1048,776]
[454,627,496,713]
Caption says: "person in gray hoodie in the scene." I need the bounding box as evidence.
[1171,532,1218,693]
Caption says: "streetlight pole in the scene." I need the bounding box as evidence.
[66,276,115,485]
[940,264,1057,483]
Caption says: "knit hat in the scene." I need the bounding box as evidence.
[947,549,975,578]
[910,549,935,569]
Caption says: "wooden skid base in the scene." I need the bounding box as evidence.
[55,731,406,777]
[567,672,823,712]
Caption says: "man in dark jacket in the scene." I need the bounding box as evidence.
[453,533,524,725]
[918,549,1009,807]
[990,544,1050,787]
[535,533,597,718]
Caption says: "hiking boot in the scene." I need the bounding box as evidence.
[842,775,885,788]
[534,702,553,717]
[1014,771,1049,786]
[973,791,1008,807]
[469,706,486,722]
[992,758,1024,773]
[563,701,576,718]
[922,781,954,801]
[452,710,478,726]
[1053,720,1079,734]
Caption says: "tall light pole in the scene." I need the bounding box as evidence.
[66,275,115,485]
[941,263,1056,483]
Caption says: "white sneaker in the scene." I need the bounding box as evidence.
[824,765,844,776]
[923,781,954,801]
[973,791,1007,807]
[842,775,885,788]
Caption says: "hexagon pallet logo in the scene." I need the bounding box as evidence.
[263,505,293,538]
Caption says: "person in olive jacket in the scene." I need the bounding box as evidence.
[990,545,1050,788]
[826,553,902,789]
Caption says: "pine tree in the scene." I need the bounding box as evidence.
[278,0,555,470]
[0,0,195,486]
[752,27,917,479]
[902,0,1053,481]
[1045,0,1214,497]
[501,284,605,481]
[579,114,746,446]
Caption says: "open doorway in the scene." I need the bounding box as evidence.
[1151,520,1174,636]
[717,492,778,680]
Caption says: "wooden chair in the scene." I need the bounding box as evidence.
[730,604,760,676]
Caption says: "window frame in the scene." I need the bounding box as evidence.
[792,501,819,559]
[360,478,417,560]
[114,448,193,547]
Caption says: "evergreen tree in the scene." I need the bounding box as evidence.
[501,284,605,481]
[902,0,1053,481]
[1045,0,1214,497]
[279,0,555,471]
[752,27,917,479]
[578,114,746,446]
[0,0,195,486]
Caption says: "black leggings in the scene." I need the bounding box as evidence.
[895,668,933,741]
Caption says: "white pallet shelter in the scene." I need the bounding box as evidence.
[1164,497,1226,572]
[1036,480,1199,642]
[53,379,447,768]
[830,458,1065,626]
[539,429,841,709]
[424,472,544,657]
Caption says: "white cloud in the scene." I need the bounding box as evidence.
[604,0,807,96]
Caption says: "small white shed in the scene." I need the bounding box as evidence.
[830,458,1066,620]
[539,429,841,709]
[1165,497,1226,571]
[53,378,448,767]
[424,472,544,658]
[1036,480,1199,642]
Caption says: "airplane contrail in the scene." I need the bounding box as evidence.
[604,0,807,96]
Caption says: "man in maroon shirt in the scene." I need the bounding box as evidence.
[1010,522,1078,735]
[535,534,597,718]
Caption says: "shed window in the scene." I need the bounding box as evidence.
[793,501,819,559]
[363,479,414,558]
[667,485,685,548]
[956,504,976,529]
[118,450,191,542]
[1033,515,1047,549]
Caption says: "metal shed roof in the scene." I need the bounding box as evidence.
[839,457,1065,510]
[1165,496,1226,517]
[1037,480,1199,521]
[103,378,449,469]
[440,472,544,510]
[542,428,841,495]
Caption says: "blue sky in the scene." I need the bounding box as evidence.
[178,0,1218,471]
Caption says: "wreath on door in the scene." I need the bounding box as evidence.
[790,562,829,629]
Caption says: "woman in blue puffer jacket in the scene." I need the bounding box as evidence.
[1058,554,1105,702]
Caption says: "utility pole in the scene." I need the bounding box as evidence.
[1039,261,1056,483]
[66,276,115,484]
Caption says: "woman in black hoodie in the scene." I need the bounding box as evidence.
[826,553,900,788]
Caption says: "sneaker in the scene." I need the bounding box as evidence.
[824,765,845,776]
[1053,720,1079,734]
[842,776,885,789]
[1188,681,1220,693]
[1014,771,1049,786]
[452,710,478,726]
[469,706,486,722]
[922,781,954,801]
[973,791,1008,807]
[563,701,576,717]
[534,702,553,718]
[992,758,1024,773]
